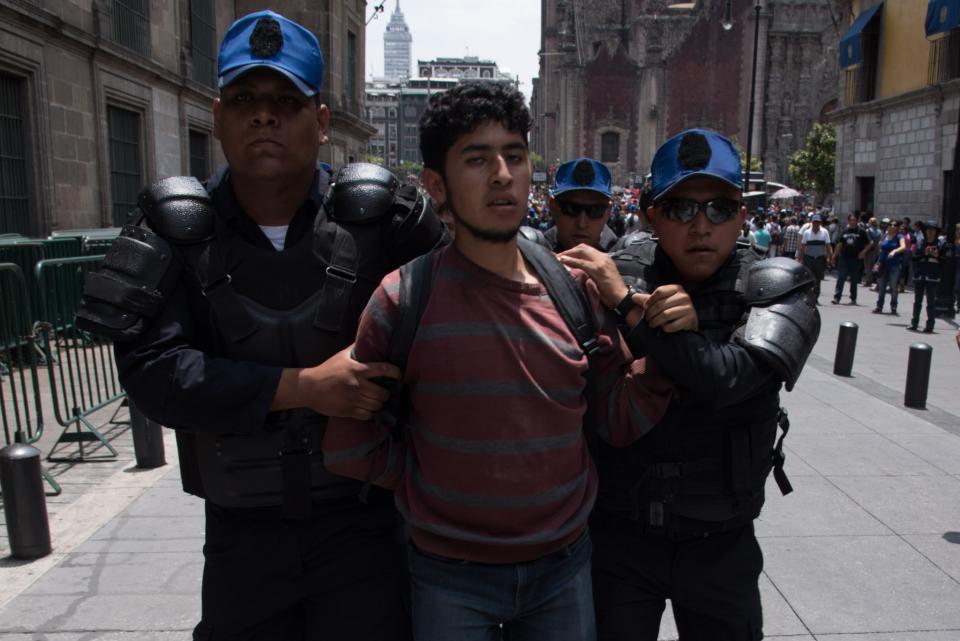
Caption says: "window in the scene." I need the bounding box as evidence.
[844,17,880,105]
[189,129,209,182]
[601,132,620,163]
[107,105,142,226]
[0,73,30,235]
[110,0,151,57]
[346,32,357,107]
[929,30,960,84]
[190,0,216,86]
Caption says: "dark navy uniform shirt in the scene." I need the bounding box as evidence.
[114,165,329,434]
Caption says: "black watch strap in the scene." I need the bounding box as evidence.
[614,287,637,322]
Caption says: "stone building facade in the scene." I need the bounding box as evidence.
[831,0,959,226]
[0,0,374,235]
[532,0,844,186]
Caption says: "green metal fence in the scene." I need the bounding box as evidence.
[0,262,61,494]
[35,255,126,462]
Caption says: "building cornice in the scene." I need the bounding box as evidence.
[828,79,960,122]
[330,109,377,138]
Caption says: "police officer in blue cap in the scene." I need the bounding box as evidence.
[561,129,821,640]
[545,157,619,252]
[78,10,442,640]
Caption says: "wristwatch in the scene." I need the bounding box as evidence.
[613,286,640,323]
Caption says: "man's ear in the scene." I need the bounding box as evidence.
[317,104,330,146]
[421,168,446,206]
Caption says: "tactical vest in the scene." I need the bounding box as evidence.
[598,240,783,537]
[178,189,397,519]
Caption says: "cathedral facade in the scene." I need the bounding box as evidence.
[532,0,845,186]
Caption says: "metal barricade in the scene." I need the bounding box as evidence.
[41,237,83,261]
[0,263,60,494]
[49,228,120,257]
[34,256,126,462]
[0,240,45,329]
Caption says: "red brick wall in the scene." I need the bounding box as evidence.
[584,44,641,172]
[665,4,746,139]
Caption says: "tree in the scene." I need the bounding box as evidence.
[364,154,385,166]
[728,135,763,174]
[789,123,836,203]
[396,161,423,177]
[528,151,545,169]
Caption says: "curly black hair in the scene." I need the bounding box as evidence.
[419,82,532,174]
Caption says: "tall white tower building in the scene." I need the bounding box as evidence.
[383,0,412,81]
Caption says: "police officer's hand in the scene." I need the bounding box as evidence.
[644,284,698,332]
[272,346,401,420]
[557,244,629,308]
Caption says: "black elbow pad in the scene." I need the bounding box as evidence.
[736,258,821,390]
[76,224,182,342]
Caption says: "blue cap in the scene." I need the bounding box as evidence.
[551,158,612,199]
[811,214,822,222]
[218,11,324,97]
[651,129,741,201]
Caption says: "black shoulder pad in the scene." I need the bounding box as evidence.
[324,163,401,224]
[76,223,182,342]
[611,237,657,292]
[138,176,214,243]
[518,226,552,251]
[742,257,816,305]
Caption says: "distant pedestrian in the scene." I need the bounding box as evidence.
[799,214,833,302]
[753,223,771,256]
[909,220,947,332]
[833,213,872,305]
[954,222,960,313]
[780,216,801,259]
[863,217,882,286]
[873,220,907,314]
[899,217,915,293]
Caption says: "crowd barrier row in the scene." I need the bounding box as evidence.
[0,228,124,495]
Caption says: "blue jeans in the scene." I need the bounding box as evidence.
[408,531,596,641]
[834,254,863,302]
[876,263,902,311]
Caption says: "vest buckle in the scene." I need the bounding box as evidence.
[325,265,357,284]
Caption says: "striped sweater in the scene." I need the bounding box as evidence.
[323,244,672,564]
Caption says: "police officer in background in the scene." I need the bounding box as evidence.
[545,157,619,252]
[909,220,947,333]
[560,129,820,640]
[77,10,442,640]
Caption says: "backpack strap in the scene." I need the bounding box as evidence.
[517,237,599,357]
[517,237,602,456]
[359,251,434,503]
[387,252,435,369]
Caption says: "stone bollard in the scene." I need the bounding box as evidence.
[0,443,52,559]
[904,342,933,409]
[833,322,858,377]
[129,401,166,469]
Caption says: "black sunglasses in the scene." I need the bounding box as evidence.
[657,198,741,224]
[556,200,609,220]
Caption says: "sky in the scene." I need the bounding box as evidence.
[364,0,541,101]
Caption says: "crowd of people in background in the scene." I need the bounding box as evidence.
[523,184,960,323]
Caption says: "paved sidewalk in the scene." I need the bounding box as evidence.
[1,273,958,640]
